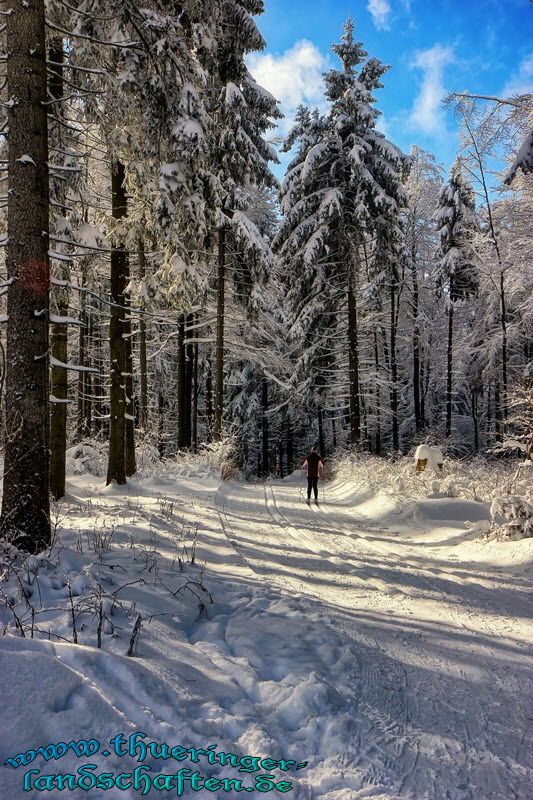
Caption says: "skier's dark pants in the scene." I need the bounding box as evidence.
[307,476,319,499]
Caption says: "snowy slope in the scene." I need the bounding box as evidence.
[1,469,532,799]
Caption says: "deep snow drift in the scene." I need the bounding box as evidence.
[1,461,532,799]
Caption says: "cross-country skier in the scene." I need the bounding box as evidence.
[301,446,324,504]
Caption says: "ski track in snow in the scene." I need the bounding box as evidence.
[214,476,533,799]
[1,472,532,800]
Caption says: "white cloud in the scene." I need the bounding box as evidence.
[501,53,533,98]
[409,44,455,136]
[246,39,330,138]
[367,0,392,31]
[246,40,332,178]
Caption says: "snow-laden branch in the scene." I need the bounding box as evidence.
[50,357,99,374]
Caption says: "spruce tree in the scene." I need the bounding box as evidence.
[208,0,281,440]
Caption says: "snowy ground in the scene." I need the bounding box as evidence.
[1,466,532,799]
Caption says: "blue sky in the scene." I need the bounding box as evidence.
[247,0,533,179]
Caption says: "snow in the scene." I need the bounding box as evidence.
[1,465,532,799]
[504,129,533,184]
[49,356,99,373]
[16,154,36,166]
[49,315,83,325]
[74,223,106,250]
[414,445,444,473]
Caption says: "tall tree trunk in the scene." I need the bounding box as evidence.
[0,342,6,435]
[262,378,269,477]
[106,160,128,485]
[177,314,187,449]
[420,358,426,431]
[205,358,213,439]
[50,305,68,501]
[192,318,198,452]
[49,38,69,501]
[373,329,382,455]
[318,408,325,456]
[138,239,149,431]
[124,293,136,477]
[185,314,194,448]
[347,264,360,447]
[499,270,508,427]
[92,302,105,438]
[76,295,87,441]
[486,380,492,441]
[158,392,165,457]
[213,227,226,441]
[446,291,454,439]
[471,390,479,451]
[494,382,503,438]
[286,420,293,475]
[390,273,399,452]
[411,258,422,434]
[1,0,51,550]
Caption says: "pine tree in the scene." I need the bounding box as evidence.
[276,18,408,450]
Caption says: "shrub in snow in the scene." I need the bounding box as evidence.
[488,492,533,540]
[190,437,241,480]
[66,442,102,476]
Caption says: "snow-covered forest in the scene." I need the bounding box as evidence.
[0,1,532,798]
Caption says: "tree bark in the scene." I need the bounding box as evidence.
[158,392,165,458]
[411,258,422,434]
[261,378,269,476]
[318,408,325,456]
[390,273,399,451]
[446,291,454,439]
[185,313,194,448]
[192,317,198,452]
[123,289,136,477]
[50,300,68,501]
[205,358,213,439]
[347,264,361,447]
[499,270,508,426]
[106,160,128,485]
[76,296,88,441]
[286,420,293,475]
[471,390,479,451]
[49,38,69,501]
[213,227,226,441]
[177,314,187,449]
[373,329,382,455]
[1,0,51,550]
[138,239,149,431]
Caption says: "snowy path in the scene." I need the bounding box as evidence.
[1,471,532,800]
[213,475,533,799]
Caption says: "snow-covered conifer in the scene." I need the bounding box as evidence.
[435,162,478,438]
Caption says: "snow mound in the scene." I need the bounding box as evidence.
[412,497,490,524]
[66,443,102,476]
